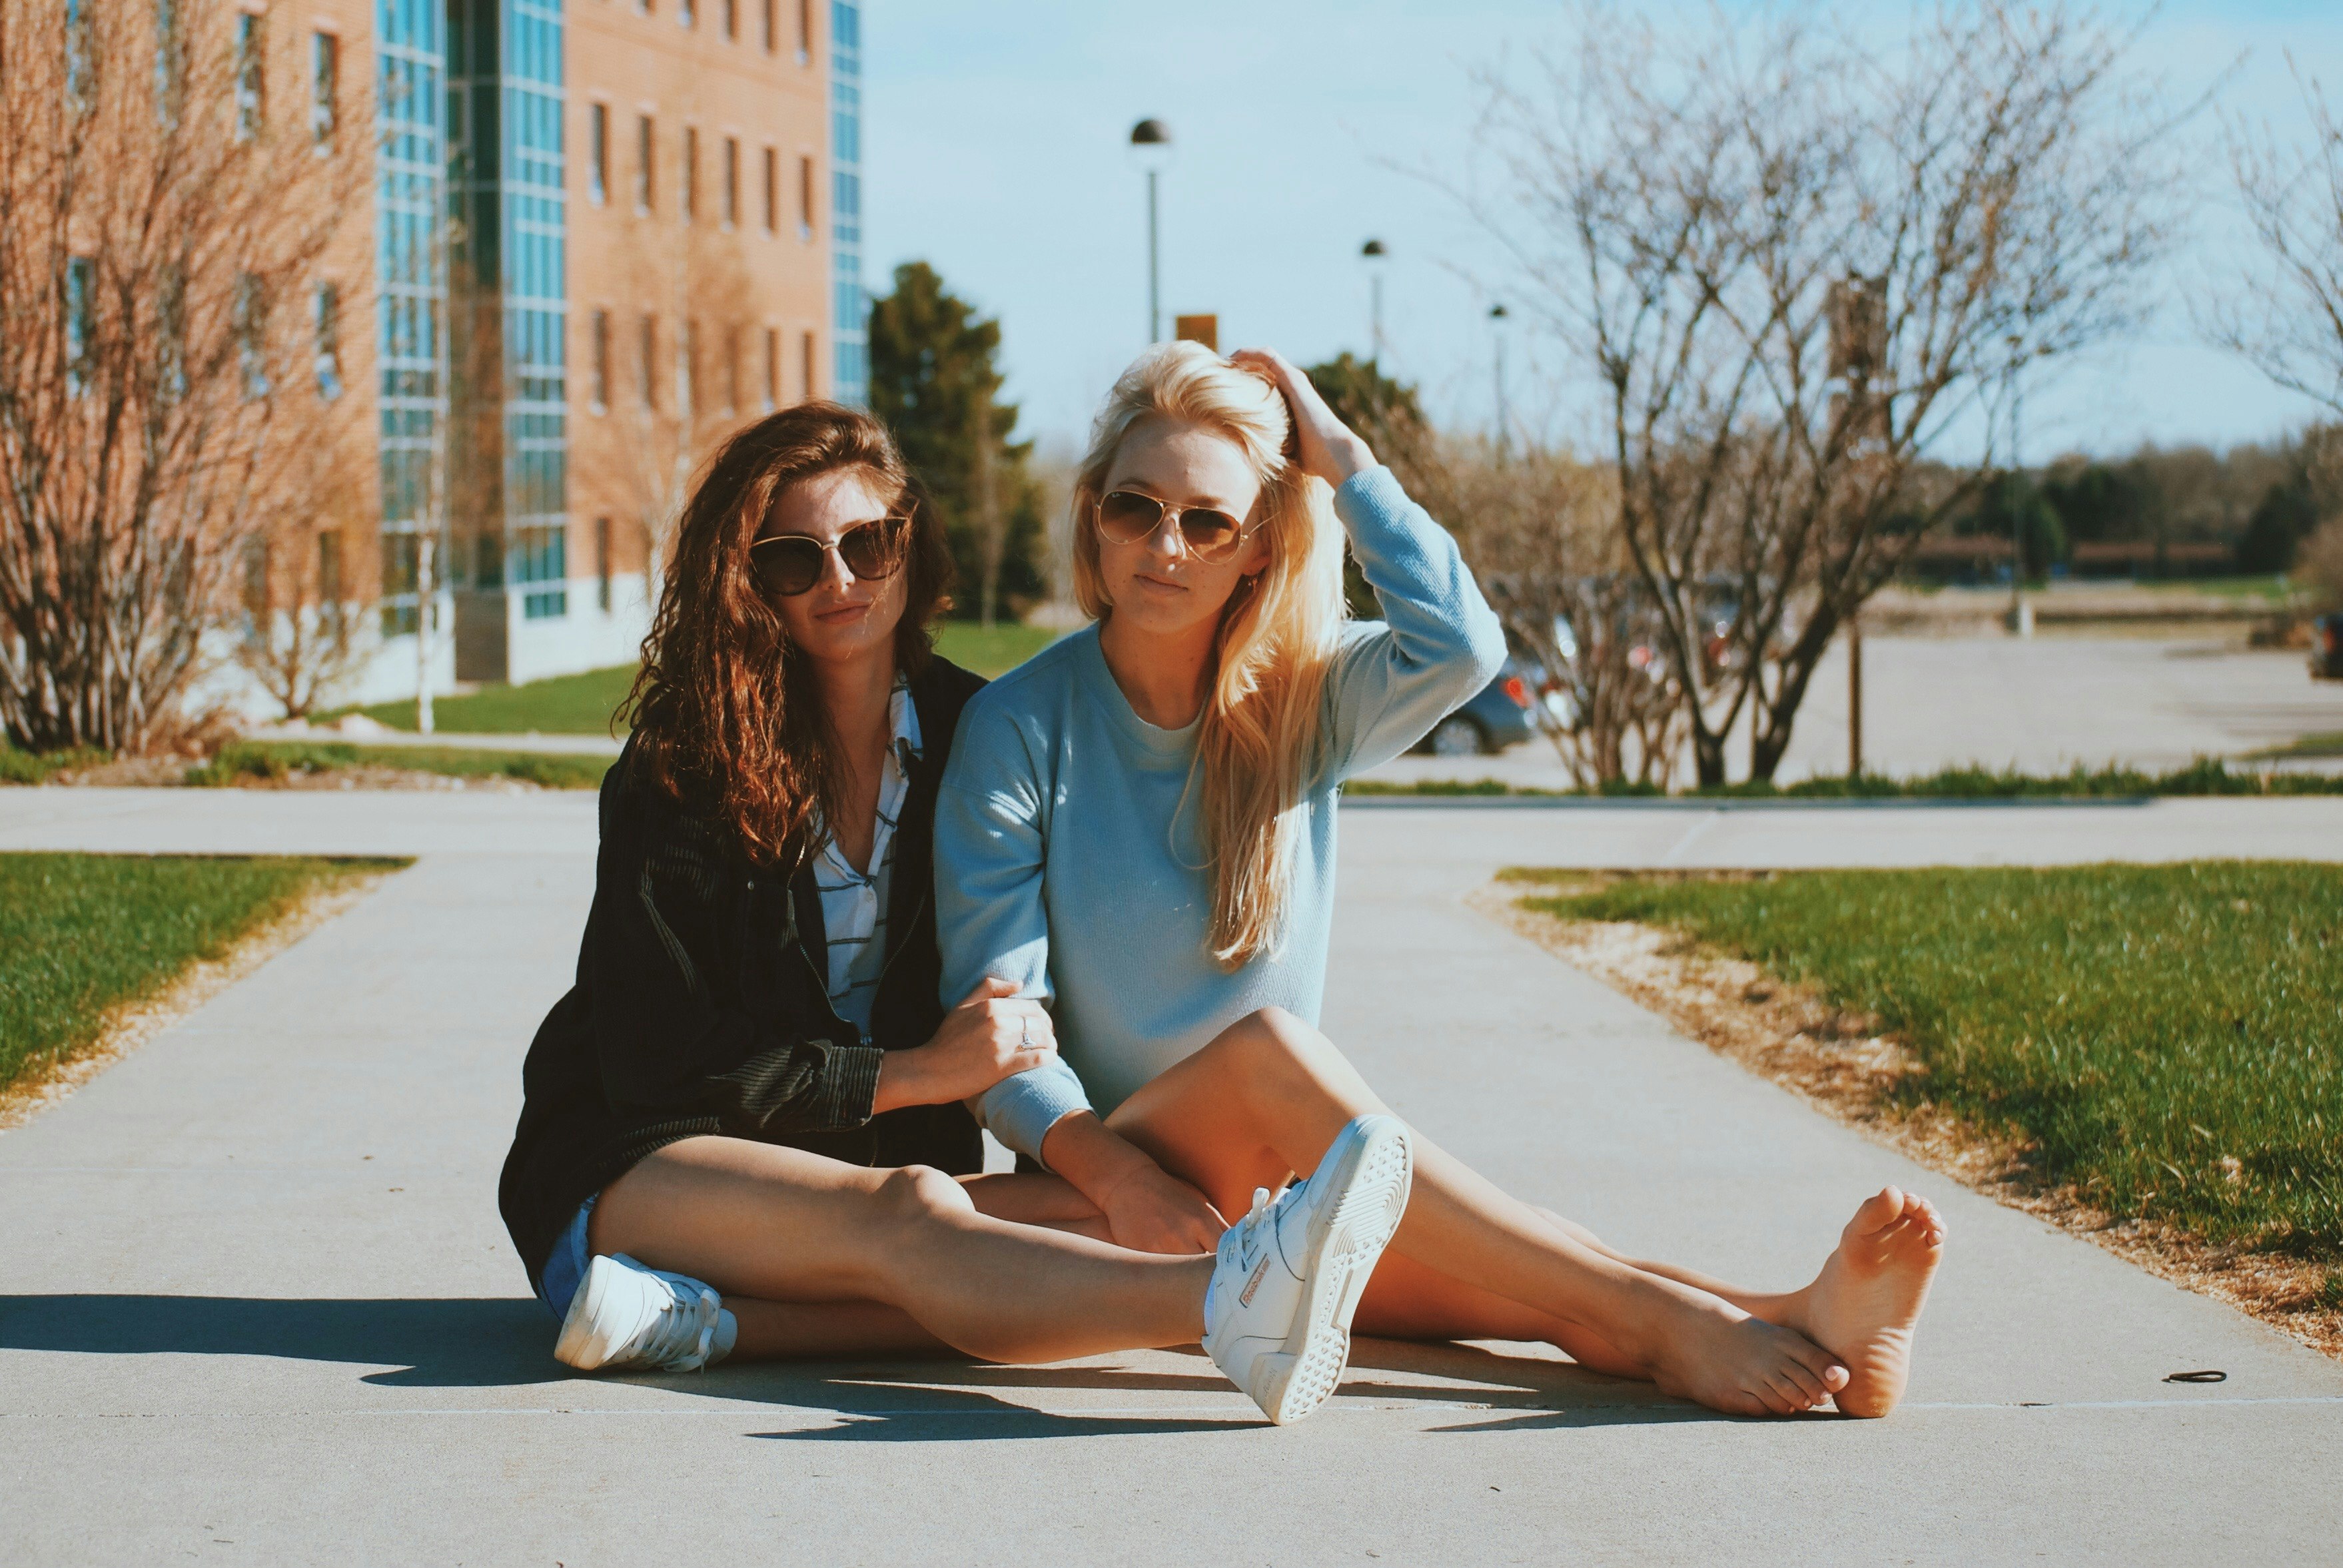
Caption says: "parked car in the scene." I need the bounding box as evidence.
[2315,613,2343,681]
[1418,659,1540,755]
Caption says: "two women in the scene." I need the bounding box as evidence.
[497,402,1411,1424]
[500,346,1943,1425]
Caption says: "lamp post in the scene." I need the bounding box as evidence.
[2005,332,2032,637]
[1130,119,1171,343]
[1489,302,1510,456]
[1360,238,1387,366]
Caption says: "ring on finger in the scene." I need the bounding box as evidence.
[1019,1014,1031,1050]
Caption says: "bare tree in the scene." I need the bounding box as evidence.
[233,420,373,719]
[1420,436,1687,787]
[1461,3,2186,783]
[2210,61,2343,422]
[574,193,761,600]
[0,0,364,753]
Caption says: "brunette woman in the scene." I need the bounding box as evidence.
[495,401,1412,1427]
[937,346,1946,1420]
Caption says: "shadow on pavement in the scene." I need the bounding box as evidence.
[0,1294,557,1387]
[0,1297,1738,1434]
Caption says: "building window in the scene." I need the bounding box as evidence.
[678,0,693,27]
[65,0,93,106]
[635,114,654,212]
[234,271,268,399]
[761,147,777,233]
[638,314,657,409]
[588,103,608,204]
[800,329,815,400]
[318,529,344,605]
[595,517,613,611]
[154,0,188,126]
[511,524,568,619]
[157,264,187,402]
[310,31,338,145]
[761,0,773,52]
[314,282,342,400]
[763,326,778,410]
[723,324,741,413]
[679,318,698,416]
[65,256,94,398]
[681,127,698,222]
[590,308,610,410]
[796,0,810,61]
[723,0,735,39]
[233,12,264,141]
[798,155,813,240]
[722,137,739,227]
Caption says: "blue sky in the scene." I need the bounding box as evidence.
[860,2,2343,461]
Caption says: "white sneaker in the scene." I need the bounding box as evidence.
[1202,1113,1414,1425]
[552,1253,739,1373]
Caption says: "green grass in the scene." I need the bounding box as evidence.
[0,745,107,785]
[186,740,610,790]
[1344,759,2343,799]
[1508,862,2343,1260]
[0,853,402,1098]
[326,620,1067,735]
[2250,732,2343,761]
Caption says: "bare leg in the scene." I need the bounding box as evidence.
[1107,1009,1941,1417]
[590,1136,1208,1364]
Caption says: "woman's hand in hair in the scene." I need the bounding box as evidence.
[1230,347,1377,490]
[873,977,1056,1112]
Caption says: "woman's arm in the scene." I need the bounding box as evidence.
[931,706,1097,1160]
[1235,350,1508,781]
[933,706,1227,1252]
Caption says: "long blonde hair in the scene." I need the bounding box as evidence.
[1071,343,1348,969]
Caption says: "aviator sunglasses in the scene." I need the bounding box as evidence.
[747,514,909,597]
[1093,489,1251,564]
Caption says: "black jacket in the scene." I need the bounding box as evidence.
[498,655,988,1288]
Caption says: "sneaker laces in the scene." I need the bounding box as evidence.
[630,1267,722,1372]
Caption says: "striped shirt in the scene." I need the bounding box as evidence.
[813,678,923,1040]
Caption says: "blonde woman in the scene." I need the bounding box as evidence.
[936,344,1945,1419]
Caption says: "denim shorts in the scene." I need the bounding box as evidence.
[535,1194,598,1322]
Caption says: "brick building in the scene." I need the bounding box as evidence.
[249,0,863,705]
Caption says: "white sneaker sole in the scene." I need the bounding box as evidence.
[1246,1116,1414,1426]
[552,1254,626,1371]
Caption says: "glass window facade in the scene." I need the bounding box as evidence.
[829,0,863,404]
[450,0,570,621]
[376,0,446,637]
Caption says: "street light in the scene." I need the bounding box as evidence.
[1130,119,1172,343]
[2004,331,2033,637]
[1360,238,1388,365]
[1489,302,1510,455]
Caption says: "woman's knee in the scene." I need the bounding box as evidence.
[1224,1006,1344,1082]
[874,1164,977,1233]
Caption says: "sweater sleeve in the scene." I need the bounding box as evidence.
[932,699,1096,1162]
[583,778,883,1140]
[1323,466,1508,780]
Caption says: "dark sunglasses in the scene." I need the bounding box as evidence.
[747,516,909,597]
[1094,489,1250,564]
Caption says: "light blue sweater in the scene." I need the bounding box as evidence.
[933,466,1506,1160]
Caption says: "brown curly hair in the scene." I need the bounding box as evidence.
[622,402,955,867]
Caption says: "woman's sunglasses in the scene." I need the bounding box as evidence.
[747,516,908,597]
[1094,489,1250,564]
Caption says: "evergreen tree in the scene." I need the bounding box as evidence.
[866,262,1046,622]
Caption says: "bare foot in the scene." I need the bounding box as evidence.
[1643,1288,1850,1417]
[1797,1186,1945,1418]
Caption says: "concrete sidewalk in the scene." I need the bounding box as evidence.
[2,791,2340,1565]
